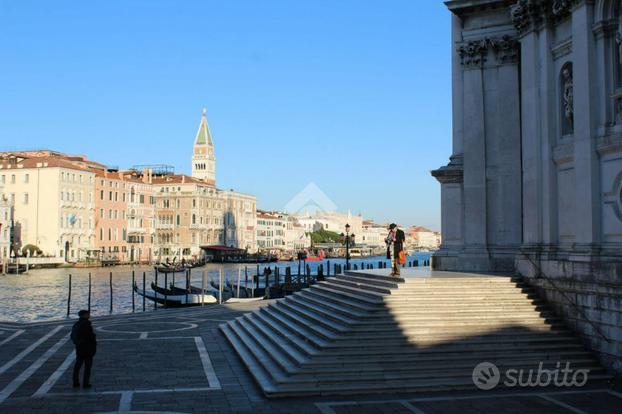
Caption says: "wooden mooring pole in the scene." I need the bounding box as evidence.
[154,270,158,310]
[142,272,146,312]
[109,272,113,313]
[66,274,72,318]
[245,267,249,298]
[87,273,92,312]
[219,267,223,305]
[185,269,189,305]
[201,270,206,307]
[164,273,168,307]
[132,270,135,312]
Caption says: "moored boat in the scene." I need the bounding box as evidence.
[133,282,217,306]
[5,263,28,274]
[154,265,185,274]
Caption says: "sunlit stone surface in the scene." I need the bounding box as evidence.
[433,0,622,376]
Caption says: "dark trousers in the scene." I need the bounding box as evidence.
[73,354,93,385]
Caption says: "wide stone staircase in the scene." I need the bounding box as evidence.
[220,271,611,397]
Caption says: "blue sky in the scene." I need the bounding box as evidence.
[0,0,451,230]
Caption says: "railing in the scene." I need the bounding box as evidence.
[155,223,174,230]
[521,252,610,344]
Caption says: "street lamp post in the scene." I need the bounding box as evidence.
[345,224,350,270]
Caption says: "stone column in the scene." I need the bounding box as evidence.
[572,2,601,249]
[537,27,557,246]
[462,67,487,252]
[431,13,465,270]
[451,14,464,160]
[520,30,543,247]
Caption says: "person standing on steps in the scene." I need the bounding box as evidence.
[71,309,97,389]
[386,223,406,277]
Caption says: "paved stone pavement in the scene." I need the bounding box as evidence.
[0,302,620,413]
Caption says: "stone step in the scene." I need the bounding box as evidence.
[380,302,549,310]
[393,285,536,293]
[358,322,569,336]
[268,373,613,397]
[268,303,339,341]
[343,271,406,283]
[310,343,591,363]
[361,305,551,317]
[323,332,578,350]
[332,323,569,341]
[219,323,278,395]
[235,317,304,373]
[243,313,317,360]
[287,359,602,384]
[401,277,521,284]
[319,280,389,300]
[353,312,557,325]
[307,349,594,367]
[223,320,290,384]
[326,278,395,295]
[286,295,363,324]
[374,309,550,318]
[337,274,402,288]
[309,284,384,305]
[275,300,352,333]
[347,318,563,333]
[383,294,541,303]
[292,291,368,319]
[257,306,329,349]
[298,288,378,313]
[222,270,609,398]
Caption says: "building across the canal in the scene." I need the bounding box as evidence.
[0,190,12,262]
[433,0,622,375]
[0,109,257,262]
[256,210,310,254]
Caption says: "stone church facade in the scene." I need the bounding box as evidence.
[433,0,622,374]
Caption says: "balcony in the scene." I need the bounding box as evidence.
[155,223,174,230]
[128,226,146,234]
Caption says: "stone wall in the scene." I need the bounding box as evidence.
[434,0,622,378]
[517,255,622,376]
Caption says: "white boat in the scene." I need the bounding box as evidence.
[225,297,264,304]
[133,283,217,306]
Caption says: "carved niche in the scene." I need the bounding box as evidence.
[560,62,574,135]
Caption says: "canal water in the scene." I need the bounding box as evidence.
[0,253,432,323]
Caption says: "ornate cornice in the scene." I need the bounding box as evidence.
[510,0,578,35]
[431,159,464,184]
[458,35,519,68]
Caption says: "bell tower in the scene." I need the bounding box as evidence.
[191,108,216,183]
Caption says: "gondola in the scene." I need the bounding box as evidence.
[5,264,28,274]
[227,283,267,298]
[184,260,207,269]
[133,282,217,306]
[154,265,185,274]
[210,280,232,293]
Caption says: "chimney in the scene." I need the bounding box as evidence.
[182,176,185,184]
